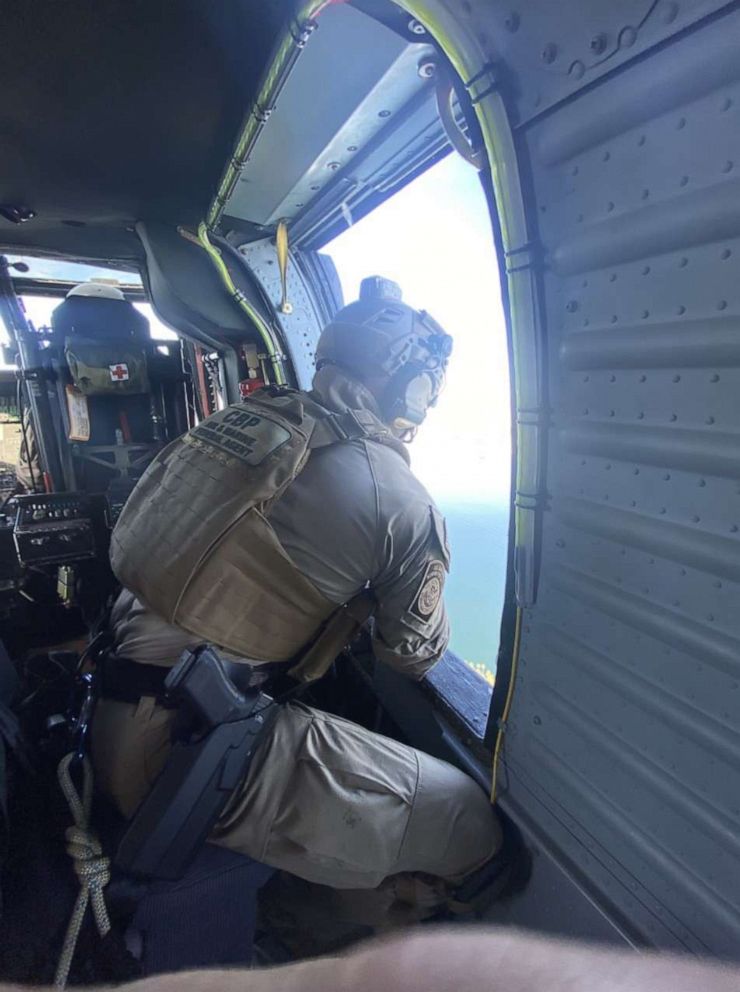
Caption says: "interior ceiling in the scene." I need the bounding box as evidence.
[0,0,291,262]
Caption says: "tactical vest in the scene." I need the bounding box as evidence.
[110,389,394,675]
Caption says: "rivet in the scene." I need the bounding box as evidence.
[721,248,732,259]
[572,166,580,177]
[670,413,677,421]
[639,374,647,382]
[295,203,303,208]
[378,110,391,118]
[663,473,671,481]
[698,478,706,487]
[556,539,565,548]
[418,60,437,79]
[619,25,637,48]
[569,60,585,79]
[660,507,667,514]
[677,305,686,315]
[583,318,590,327]
[609,272,617,282]
[609,374,616,382]
[706,415,715,424]
[582,278,588,287]
[710,373,720,382]
[641,188,650,199]
[583,408,589,415]
[642,265,651,275]
[542,42,558,64]
[310,184,320,191]
[637,411,645,419]
[504,11,520,32]
[720,97,733,112]
[603,150,611,162]
[327,161,341,171]
[638,134,646,146]
[533,715,542,725]
[717,300,728,310]
[680,175,689,187]
[631,500,637,507]
[679,257,688,267]
[607,200,615,212]
[723,160,734,173]
[347,145,358,152]
[672,374,681,382]
[707,613,714,622]
[641,309,649,319]
[677,116,686,129]
[692,514,700,523]
[590,32,607,54]
[566,299,579,312]
[408,17,426,35]
[731,524,739,533]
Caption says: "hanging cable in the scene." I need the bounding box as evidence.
[196,222,286,386]
[490,606,521,804]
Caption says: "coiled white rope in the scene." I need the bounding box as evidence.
[54,753,111,989]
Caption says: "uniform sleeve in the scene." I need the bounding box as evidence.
[371,504,451,680]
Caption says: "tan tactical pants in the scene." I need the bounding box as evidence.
[92,696,500,891]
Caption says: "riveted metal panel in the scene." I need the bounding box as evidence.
[490,0,733,125]
[498,2,740,956]
[238,239,340,388]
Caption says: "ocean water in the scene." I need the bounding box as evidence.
[438,499,510,683]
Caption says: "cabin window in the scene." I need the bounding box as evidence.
[325,153,511,728]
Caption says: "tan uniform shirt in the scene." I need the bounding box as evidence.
[112,365,450,679]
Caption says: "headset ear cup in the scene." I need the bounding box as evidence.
[382,365,435,428]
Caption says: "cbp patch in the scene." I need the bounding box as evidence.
[409,560,445,623]
[186,406,291,466]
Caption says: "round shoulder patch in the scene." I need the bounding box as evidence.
[409,560,446,623]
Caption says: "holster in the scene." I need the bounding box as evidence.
[115,645,278,880]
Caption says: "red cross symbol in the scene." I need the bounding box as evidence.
[109,363,129,381]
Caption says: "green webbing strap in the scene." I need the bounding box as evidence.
[287,591,375,684]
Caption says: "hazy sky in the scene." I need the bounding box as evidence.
[325,153,511,503]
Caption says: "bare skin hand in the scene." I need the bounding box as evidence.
[45,927,739,992]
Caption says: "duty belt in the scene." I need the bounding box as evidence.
[98,653,288,705]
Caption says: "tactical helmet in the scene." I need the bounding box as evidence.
[315,276,453,430]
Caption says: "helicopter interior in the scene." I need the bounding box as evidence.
[1,0,740,980]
